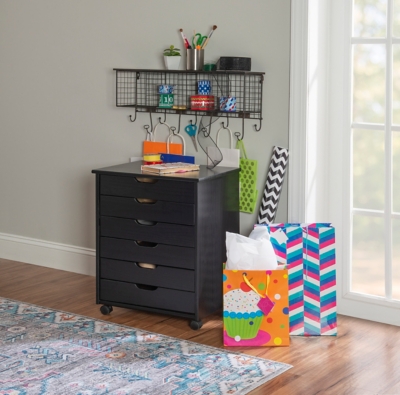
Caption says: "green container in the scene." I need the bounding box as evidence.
[159,94,174,108]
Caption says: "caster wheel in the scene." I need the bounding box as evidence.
[100,305,113,315]
[189,320,203,330]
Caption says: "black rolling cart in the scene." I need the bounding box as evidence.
[92,161,239,330]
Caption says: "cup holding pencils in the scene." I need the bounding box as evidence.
[186,49,204,71]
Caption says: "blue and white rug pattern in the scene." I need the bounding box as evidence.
[0,297,292,394]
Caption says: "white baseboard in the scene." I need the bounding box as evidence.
[0,232,96,276]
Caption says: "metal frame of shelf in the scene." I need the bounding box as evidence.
[114,69,264,131]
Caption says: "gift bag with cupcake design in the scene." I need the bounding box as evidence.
[223,268,290,346]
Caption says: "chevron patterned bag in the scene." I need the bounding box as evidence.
[236,140,258,213]
[257,223,337,336]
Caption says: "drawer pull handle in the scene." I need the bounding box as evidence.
[136,284,158,291]
[135,177,158,184]
[136,241,157,248]
[135,198,157,204]
[137,263,157,270]
[135,219,157,226]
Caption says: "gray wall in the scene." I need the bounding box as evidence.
[0,1,290,252]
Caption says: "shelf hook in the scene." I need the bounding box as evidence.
[254,118,262,132]
[222,120,229,129]
[149,112,153,133]
[234,131,243,141]
[189,114,197,127]
[176,113,181,134]
[144,124,152,140]
[224,117,229,128]
[129,107,137,122]
[170,113,181,134]
[208,114,213,137]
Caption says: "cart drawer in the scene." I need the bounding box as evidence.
[100,258,194,292]
[100,279,195,313]
[100,196,195,226]
[101,217,195,248]
[100,174,195,203]
[100,237,195,270]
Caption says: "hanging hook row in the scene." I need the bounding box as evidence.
[130,111,259,140]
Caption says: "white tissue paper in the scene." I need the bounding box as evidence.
[225,227,278,270]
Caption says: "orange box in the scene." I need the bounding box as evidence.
[143,141,182,155]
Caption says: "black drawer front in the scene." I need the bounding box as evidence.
[100,237,195,270]
[100,258,194,292]
[100,196,195,226]
[100,175,195,203]
[100,279,195,313]
[101,217,195,248]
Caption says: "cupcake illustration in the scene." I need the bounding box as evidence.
[223,288,263,340]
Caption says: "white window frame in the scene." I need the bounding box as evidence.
[288,0,400,326]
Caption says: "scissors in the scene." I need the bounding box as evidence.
[192,33,207,50]
[184,123,198,151]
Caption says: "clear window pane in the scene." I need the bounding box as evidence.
[353,44,386,124]
[352,215,385,297]
[393,45,400,125]
[394,0,400,37]
[353,0,387,38]
[353,129,385,210]
[394,132,400,213]
[393,219,400,300]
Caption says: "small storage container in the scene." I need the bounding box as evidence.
[190,95,215,111]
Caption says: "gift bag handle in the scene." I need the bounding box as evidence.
[152,121,171,142]
[167,133,185,154]
[242,273,270,298]
[236,139,248,159]
[216,126,234,149]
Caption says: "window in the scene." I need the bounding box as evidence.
[351,0,400,300]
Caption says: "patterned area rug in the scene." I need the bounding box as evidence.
[0,297,291,394]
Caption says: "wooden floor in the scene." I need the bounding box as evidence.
[1,259,399,395]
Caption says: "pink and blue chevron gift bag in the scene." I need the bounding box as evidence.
[256,223,337,336]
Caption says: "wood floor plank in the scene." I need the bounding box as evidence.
[1,258,399,394]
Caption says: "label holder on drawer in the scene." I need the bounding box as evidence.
[134,177,158,184]
[137,263,157,270]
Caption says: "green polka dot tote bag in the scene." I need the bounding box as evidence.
[236,140,258,213]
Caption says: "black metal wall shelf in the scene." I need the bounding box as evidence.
[114,69,264,131]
